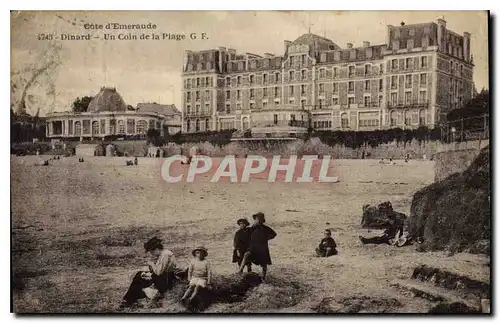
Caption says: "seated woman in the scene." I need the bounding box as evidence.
[315,229,338,257]
[120,237,186,307]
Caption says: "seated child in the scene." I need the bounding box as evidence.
[181,246,211,303]
[315,229,338,257]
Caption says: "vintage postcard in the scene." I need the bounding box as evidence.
[11,10,490,314]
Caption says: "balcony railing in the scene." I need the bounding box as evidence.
[254,120,308,128]
[387,100,430,108]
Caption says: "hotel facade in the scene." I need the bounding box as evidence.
[181,18,474,136]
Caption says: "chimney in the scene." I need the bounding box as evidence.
[363,41,370,48]
[463,31,471,62]
[284,40,292,54]
[436,17,447,52]
[347,43,353,49]
[387,25,393,47]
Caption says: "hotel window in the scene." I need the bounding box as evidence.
[187,92,192,101]
[250,75,255,84]
[333,82,338,93]
[391,76,398,89]
[320,69,326,79]
[460,65,463,76]
[263,88,268,98]
[290,56,294,66]
[186,120,190,132]
[419,90,427,103]
[205,77,210,86]
[263,74,268,84]
[421,56,428,68]
[195,91,200,101]
[226,90,230,99]
[390,111,397,126]
[420,73,427,86]
[301,70,307,80]
[364,65,370,76]
[379,79,383,91]
[406,58,412,69]
[117,120,125,135]
[391,93,397,105]
[333,67,338,78]
[378,95,383,107]
[195,119,200,132]
[391,59,398,70]
[289,71,295,81]
[250,102,255,110]
[263,101,268,108]
[274,87,279,97]
[301,54,306,65]
[405,75,412,88]
[206,119,210,130]
[236,103,242,110]
[237,76,241,85]
[237,90,241,100]
[348,81,354,93]
[348,66,355,78]
[223,104,229,114]
[205,103,210,114]
[289,85,294,95]
[404,111,411,125]
[273,114,278,125]
[379,63,384,75]
[205,90,210,98]
[186,79,191,88]
[319,83,325,94]
[419,109,426,125]
[291,114,296,122]
[341,113,349,128]
[250,89,255,99]
[195,105,200,114]
[275,72,280,83]
[365,80,371,91]
[319,99,325,109]
[196,78,200,87]
[332,97,339,105]
[92,121,100,135]
[301,84,306,95]
[348,97,354,107]
[100,119,105,134]
[226,77,231,86]
[364,96,371,107]
[301,100,306,108]
[405,91,412,104]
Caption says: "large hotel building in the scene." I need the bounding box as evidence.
[181,18,473,136]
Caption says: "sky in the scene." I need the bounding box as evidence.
[10,11,489,116]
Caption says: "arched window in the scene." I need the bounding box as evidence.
[341,113,349,128]
[74,121,82,136]
[419,109,426,126]
[404,110,411,126]
[117,120,125,134]
[390,111,397,126]
[136,120,148,134]
[205,119,210,131]
[195,119,200,132]
[92,121,99,135]
[242,117,249,130]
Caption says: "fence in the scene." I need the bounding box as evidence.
[440,114,489,143]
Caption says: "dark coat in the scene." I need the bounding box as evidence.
[232,228,251,263]
[247,223,277,266]
[318,237,337,251]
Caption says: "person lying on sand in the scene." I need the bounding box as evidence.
[359,213,403,245]
[120,237,186,308]
[232,218,252,272]
[239,212,277,282]
[315,229,338,257]
[181,246,212,304]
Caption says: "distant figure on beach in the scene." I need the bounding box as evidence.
[232,218,252,272]
[361,150,366,159]
[239,212,277,282]
[315,229,338,257]
[134,157,138,166]
[379,158,385,164]
[121,237,186,308]
[181,246,212,304]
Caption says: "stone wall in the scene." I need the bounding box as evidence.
[433,141,489,182]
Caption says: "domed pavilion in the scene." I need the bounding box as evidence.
[45,87,181,140]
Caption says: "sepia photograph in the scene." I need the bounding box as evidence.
[10,10,491,314]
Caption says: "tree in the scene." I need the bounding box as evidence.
[146,128,162,146]
[446,89,489,131]
[72,96,93,113]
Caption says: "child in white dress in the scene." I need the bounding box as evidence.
[181,246,211,303]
